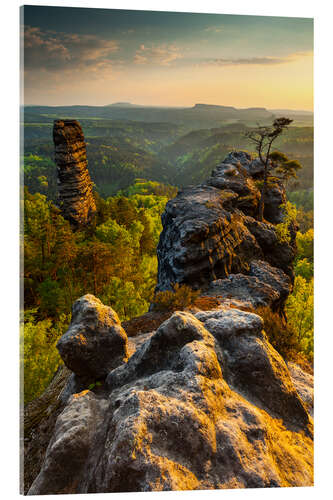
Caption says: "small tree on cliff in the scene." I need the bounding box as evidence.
[269,150,302,189]
[246,117,294,221]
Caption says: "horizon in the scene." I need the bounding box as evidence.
[22,6,313,111]
[23,102,313,113]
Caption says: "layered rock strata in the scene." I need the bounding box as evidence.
[156,151,296,310]
[27,298,313,495]
[53,119,96,227]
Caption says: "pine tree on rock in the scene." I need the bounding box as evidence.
[246,117,296,221]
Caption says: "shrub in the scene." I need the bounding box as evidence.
[275,201,297,244]
[153,283,201,312]
[255,306,300,360]
[296,229,314,262]
[256,275,314,365]
[294,258,313,281]
[286,276,314,362]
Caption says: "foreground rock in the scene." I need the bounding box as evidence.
[156,151,297,303]
[23,365,71,494]
[28,305,313,494]
[53,119,96,227]
[57,295,129,381]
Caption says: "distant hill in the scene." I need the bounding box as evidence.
[269,109,313,116]
[192,103,236,111]
[106,102,143,108]
[23,103,274,128]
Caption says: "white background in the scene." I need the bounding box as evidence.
[0,0,331,499]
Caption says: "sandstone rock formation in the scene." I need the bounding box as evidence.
[57,294,129,381]
[27,303,313,495]
[156,151,296,310]
[53,119,96,227]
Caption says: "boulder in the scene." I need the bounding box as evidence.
[28,390,108,496]
[57,294,129,380]
[196,308,311,430]
[287,362,314,417]
[221,151,271,178]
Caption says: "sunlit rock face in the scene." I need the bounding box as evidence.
[53,119,96,227]
[57,294,129,381]
[27,306,313,495]
[156,151,297,304]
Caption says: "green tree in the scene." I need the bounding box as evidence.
[101,277,148,320]
[22,310,70,403]
[286,276,314,360]
[24,188,77,313]
[269,151,302,189]
[294,259,313,281]
[246,117,294,221]
[296,229,314,264]
[78,239,117,296]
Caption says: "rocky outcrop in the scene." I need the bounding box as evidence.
[156,151,297,309]
[27,303,313,494]
[53,119,96,227]
[57,294,129,382]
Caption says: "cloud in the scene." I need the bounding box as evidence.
[134,44,183,66]
[200,51,312,67]
[23,25,120,73]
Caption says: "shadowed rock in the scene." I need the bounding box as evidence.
[156,185,263,292]
[53,119,96,227]
[156,151,297,301]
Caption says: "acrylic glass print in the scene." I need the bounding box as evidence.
[21,4,314,495]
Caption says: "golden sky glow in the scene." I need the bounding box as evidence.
[23,7,313,110]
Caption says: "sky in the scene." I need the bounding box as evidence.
[22,6,313,110]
